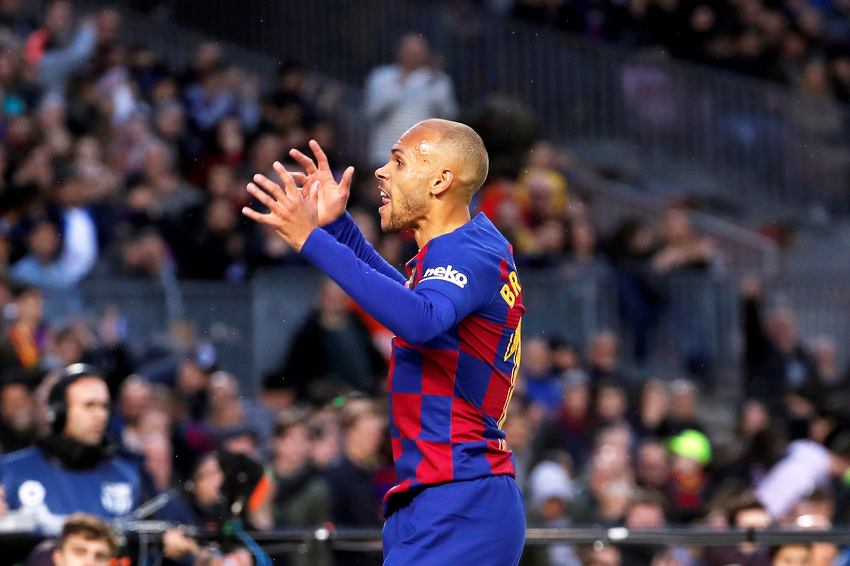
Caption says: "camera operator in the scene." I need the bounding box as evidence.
[0,364,156,531]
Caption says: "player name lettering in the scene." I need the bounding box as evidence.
[420,265,468,288]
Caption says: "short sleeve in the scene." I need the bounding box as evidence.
[413,238,500,325]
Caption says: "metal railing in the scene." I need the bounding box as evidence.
[141,0,850,215]
[7,524,850,564]
[72,268,745,393]
[571,168,781,276]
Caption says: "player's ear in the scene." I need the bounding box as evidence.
[430,168,453,196]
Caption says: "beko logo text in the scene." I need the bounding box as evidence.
[420,265,468,288]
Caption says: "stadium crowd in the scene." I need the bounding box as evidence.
[0,1,846,566]
[488,0,850,104]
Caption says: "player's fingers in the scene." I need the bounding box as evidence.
[309,180,320,202]
[276,163,301,204]
[291,172,308,185]
[272,161,301,189]
[246,182,279,210]
[241,206,276,225]
[339,166,355,189]
[310,139,331,171]
[289,149,317,175]
[253,173,286,201]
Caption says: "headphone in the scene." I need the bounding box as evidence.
[46,363,104,435]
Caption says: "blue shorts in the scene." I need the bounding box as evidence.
[382,475,526,566]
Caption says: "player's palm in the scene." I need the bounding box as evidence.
[299,166,348,226]
[286,140,354,227]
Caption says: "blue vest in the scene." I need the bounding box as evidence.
[0,447,144,521]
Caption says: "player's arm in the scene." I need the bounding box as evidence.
[300,232,498,344]
[301,229,458,344]
[321,213,407,284]
[242,173,467,344]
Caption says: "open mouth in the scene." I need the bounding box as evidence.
[379,188,390,211]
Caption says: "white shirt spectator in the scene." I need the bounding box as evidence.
[364,35,459,167]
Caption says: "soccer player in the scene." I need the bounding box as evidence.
[243,119,526,565]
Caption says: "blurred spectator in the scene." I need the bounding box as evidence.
[184,59,259,135]
[551,337,581,373]
[207,370,274,449]
[110,374,153,453]
[0,283,47,370]
[809,335,850,414]
[620,490,669,566]
[523,456,580,566]
[364,33,458,167]
[712,401,785,502]
[141,138,204,223]
[704,492,772,566]
[605,218,663,363]
[634,379,669,439]
[34,512,119,566]
[0,374,38,453]
[271,409,332,566]
[178,449,271,530]
[180,451,228,525]
[140,433,173,491]
[264,279,387,402]
[658,379,705,437]
[582,545,623,566]
[27,1,98,96]
[533,371,596,470]
[171,197,247,280]
[741,277,819,413]
[324,401,387,566]
[652,209,716,274]
[521,336,563,414]
[596,382,631,429]
[635,440,672,495]
[571,429,636,524]
[517,141,570,220]
[668,429,713,521]
[770,545,810,566]
[271,409,331,526]
[586,331,629,387]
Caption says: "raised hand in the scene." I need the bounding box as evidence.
[287,139,354,226]
[242,168,320,252]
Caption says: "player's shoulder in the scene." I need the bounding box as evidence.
[430,213,512,261]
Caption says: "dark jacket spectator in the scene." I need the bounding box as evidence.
[264,280,387,401]
[741,278,820,411]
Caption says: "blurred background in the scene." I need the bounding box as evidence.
[3,0,850,564]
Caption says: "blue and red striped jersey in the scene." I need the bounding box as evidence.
[385,213,525,508]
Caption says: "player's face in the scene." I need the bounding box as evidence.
[374,125,439,232]
[52,534,113,566]
[64,377,110,446]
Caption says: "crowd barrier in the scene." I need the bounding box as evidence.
[8,524,850,564]
[69,268,850,395]
[70,268,744,394]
